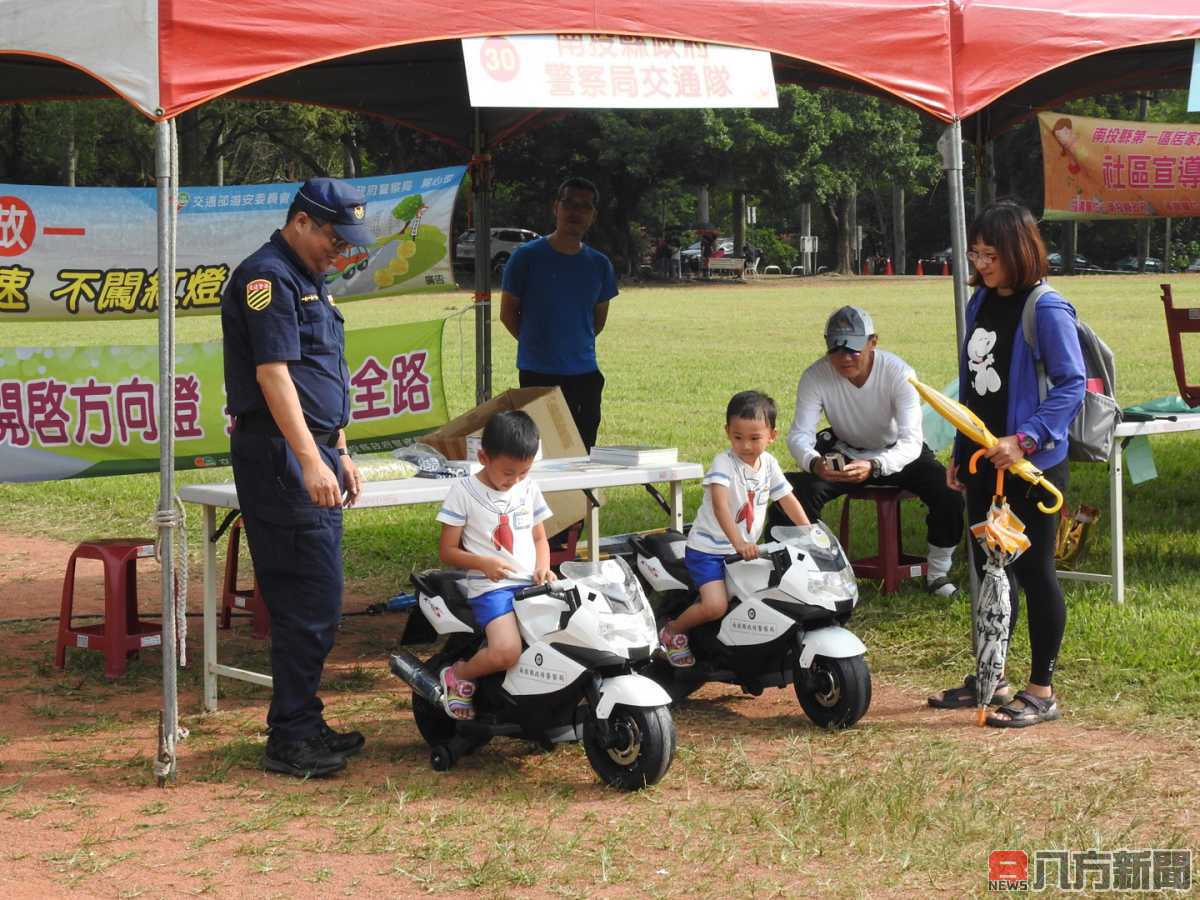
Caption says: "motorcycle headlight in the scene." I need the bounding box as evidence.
[808,570,857,603]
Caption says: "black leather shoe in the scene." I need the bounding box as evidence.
[263,735,347,778]
[319,723,365,757]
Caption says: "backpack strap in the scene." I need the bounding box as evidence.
[1020,280,1057,404]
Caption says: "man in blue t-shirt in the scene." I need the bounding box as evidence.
[500,176,618,449]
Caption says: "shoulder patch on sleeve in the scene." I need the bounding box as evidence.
[245,278,272,311]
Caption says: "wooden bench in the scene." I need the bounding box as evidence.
[706,257,746,278]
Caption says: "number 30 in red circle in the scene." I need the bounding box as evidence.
[480,37,520,82]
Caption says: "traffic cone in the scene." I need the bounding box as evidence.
[885,257,894,276]
[941,258,950,276]
[862,258,870,276]
[916,259,925,276]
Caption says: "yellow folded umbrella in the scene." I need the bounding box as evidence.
[909,376,1063,514]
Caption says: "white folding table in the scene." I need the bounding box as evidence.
[179,457,703,711]
[1056,415,1200,603]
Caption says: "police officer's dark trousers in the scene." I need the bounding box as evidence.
[232,430,343,743]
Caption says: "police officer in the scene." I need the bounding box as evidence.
[221,177,369,778]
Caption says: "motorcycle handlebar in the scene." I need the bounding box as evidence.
[723,546,770,565]
[514,582,554,600]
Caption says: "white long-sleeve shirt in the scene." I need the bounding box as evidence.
[785,349,924,477]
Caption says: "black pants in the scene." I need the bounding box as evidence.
[231,431,344,743]
[770,444,964,550]
[965,457,1068,687]
[518,368,605,450]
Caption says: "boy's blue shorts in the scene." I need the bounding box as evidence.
[469,586,518,628]
[683,547,727,588]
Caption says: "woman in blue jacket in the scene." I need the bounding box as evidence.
[929,201,1084,727]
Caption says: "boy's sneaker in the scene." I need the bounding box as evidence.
[439,666,476,720]
[658,623,695,668]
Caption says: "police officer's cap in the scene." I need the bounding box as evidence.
[293,177,373,247]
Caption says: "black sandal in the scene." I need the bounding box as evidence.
[985,690,1061,728]
[926,576,959,598]
[927,674,1013,710]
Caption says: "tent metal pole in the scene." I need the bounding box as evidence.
[154,119,180,785]
[939,119,977,603]
[939,120,970,352]
[473,110,492,404]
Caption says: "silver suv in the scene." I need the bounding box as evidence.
[455,227,540,275]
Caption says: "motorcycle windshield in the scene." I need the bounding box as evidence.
[558,557,644,614]
[770,522,849,572]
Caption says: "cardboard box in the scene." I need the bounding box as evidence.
[422,387,588,537]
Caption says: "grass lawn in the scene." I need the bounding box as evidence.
[0,274,1197,896]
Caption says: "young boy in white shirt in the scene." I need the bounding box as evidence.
[435,410,553,718]
[659,391,812,667]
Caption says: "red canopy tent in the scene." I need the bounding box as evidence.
[3,0,1199,780]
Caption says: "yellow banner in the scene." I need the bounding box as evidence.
[1038,112,1200,220]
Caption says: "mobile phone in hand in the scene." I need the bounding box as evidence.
[823,452,845,472]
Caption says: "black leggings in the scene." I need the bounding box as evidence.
[965,457,1068,687]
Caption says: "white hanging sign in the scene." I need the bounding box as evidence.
[463,34,778,109]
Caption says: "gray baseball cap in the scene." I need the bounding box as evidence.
[824,306,876,352]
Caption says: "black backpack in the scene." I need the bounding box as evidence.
[1021,281,1121,463]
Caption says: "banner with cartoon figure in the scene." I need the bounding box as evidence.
[0,319,447,482]
[0,166,464,320]
[1039,112,1200,220]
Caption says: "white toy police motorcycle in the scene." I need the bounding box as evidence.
[391,557,675,790]
[629,523,871,728]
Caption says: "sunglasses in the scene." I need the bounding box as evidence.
[827,345,863,358]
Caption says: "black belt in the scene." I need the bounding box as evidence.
[235,410,341,448]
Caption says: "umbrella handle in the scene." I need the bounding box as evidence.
[967,448,1007,498]
[1032,477,1064,514]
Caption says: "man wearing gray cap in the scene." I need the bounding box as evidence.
[772,306,964,596]
[222,177,371,777]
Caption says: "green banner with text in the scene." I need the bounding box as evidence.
[0,319,447,482]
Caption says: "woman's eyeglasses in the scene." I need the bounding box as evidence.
[967,250,998,266]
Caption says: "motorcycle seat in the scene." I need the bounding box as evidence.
[639,530,695,589]
[410,569,479,630]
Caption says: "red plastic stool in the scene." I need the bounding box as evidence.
[548,521,583,567]
[220,517,271,640]
[838,486,928,594]
[55,538,162,678]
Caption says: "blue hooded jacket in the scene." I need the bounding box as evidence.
[954,282,1085,471]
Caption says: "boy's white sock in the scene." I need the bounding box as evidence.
[926,543,957,597]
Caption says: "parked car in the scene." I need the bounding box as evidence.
[454,227,540,275]
[1116,255,1164,273]
[1047,252,1100,274]
[680,237,735,272]
[1186,258,1200,273]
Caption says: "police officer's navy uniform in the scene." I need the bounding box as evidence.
[221,179,368,773]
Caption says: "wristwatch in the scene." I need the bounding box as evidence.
[337,448,349,457]
[1015,432,1038,453]
[869,458,883,478]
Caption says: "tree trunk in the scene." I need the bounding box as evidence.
[732,189,746,257]
[1064,220,1077,275]
[177,109,200,184]
[892,185,906,274]
[828,195,853,275]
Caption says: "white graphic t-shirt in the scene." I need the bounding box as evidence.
[437,474,553,598]
[686,449,792,555]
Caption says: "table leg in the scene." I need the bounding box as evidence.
[1111,440,1125,604]
[669,480,685,533]
[587,496,600,562]
[202,505,219,711]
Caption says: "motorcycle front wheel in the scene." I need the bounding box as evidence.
[794,654,871,728]
[583,704,675,790]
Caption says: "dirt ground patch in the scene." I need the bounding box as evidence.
[1,533,1196,898]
